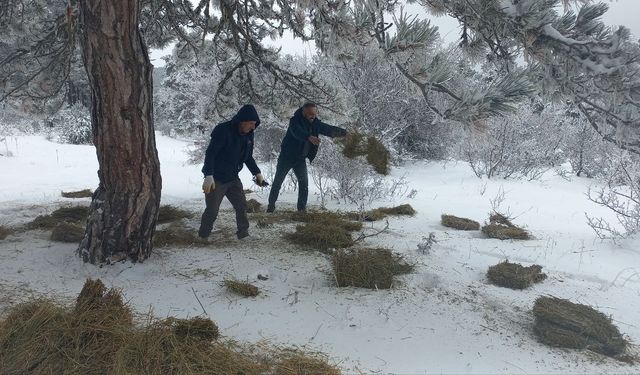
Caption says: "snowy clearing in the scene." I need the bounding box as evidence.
[0,134,639,374]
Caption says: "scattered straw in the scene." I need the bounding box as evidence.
[154,224,209,247]
[441,214,480,231]
[28,206,89,229]
[332,248,413,289]
[291,211,362,232]
[0,278,341,374]
[533,296,628,357]
[482,212,530,240]
[487,261,546,289]
[224,279,260,297]
[256,218,275,229]
[246,199,263,213]
[50,222,85,243]
[285,223,353,253]
[353,204,416,221]
[157,205,193,224]
[61,189,93,198]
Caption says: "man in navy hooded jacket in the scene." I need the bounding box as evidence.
[267,102,347,212]
[199,104,267,240]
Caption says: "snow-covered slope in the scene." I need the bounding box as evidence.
[0,134,638,374]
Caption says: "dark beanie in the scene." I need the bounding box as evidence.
[233,104,261,127]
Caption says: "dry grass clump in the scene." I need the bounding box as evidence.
[482,212,531,240]
[366,136,390,175]
[286,223,353,253]
[338,132,391,175]
[256,218,275,228]
[224,279,260,297]
[487,261,547,289]
[0,278,341,374]
[246,198,263,213]
[50,222,85,243]
[353,204,416,221]
[154,223,209,247]
[157,205,193,224]
[28,205,90,229]
[61,189,93,198]
[291,210,362,232]
[275,352,341,375]
[332,248,414,289]
[533,296,628,357]
[441,214,480,231]
[0,226,14,240]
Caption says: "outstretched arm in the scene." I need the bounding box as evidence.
[317,121,347,138]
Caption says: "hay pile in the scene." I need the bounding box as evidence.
[441,214,480,231]
[338,131,391,175]
[291,210,363,232]
[276,352,341,375]
[154,223,209,247]
[50,222,85,243]
[157,205,193,224]
[0,279,341,374]
[246,198,263,213]
[224,279,260,297]
[61,189,93,198]
[28,206,89,229]
[532,296,628,357]
[487,261,547,289]
[286,223,353,253]
[353,204,416,221]
[256,218,275,228]
[332,248,413,289]
[0,226,13,240]
[482,213,530,240]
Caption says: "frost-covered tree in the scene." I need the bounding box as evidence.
[2,0,639,264]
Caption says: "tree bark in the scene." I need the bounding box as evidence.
[77,0,161,264]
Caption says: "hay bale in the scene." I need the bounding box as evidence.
[164,317,219,341]
[482,212,530,240]
[291,211,362,232]
[285,223,353,253]
[50,222,85,243]
[441,214,480,231]
[487,261,547,289]
[224,279,260,297]
[533,296,628,357]
[276,353,341,375]
[154,224,209,247]
[246,199,263,213]
[332,248,413,289]
[61,189,93,198]
[0,226,13,240]
[157,205,192,224]
[366,136,390,175]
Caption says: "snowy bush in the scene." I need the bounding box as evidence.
[309,139,409,210]
[461,104,564,180]
[587,160,640,241]
[45,104,92,145]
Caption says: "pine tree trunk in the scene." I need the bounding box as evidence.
[77,0,161,264]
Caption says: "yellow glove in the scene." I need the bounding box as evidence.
[202,175,215,194]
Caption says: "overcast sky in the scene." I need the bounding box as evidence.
[150,0,640,66]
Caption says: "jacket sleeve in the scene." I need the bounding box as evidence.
[201,128,224,177]
[317,121,347,138]
[244,134,261,176]
[287,117,311,142]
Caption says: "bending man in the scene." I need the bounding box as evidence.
[199,104,268,240]
[267,102,347,212]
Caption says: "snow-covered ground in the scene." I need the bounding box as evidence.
[0,134,638,374]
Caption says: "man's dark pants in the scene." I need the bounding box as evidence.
[198,178,249,239]
[268,155,308,212]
